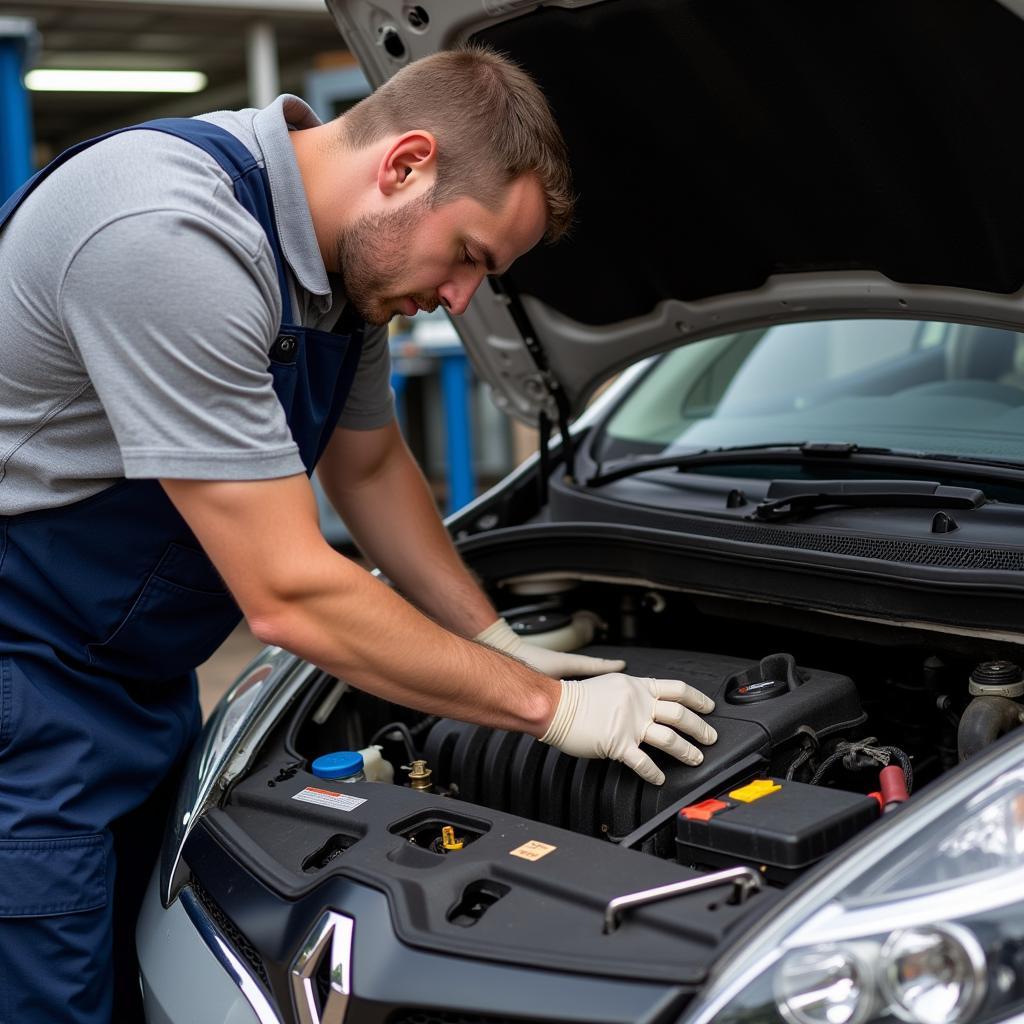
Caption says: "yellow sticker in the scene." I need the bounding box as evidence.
[510,840,557,861]
[729,779,782,803]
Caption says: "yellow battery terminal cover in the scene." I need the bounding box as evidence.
[441,825,464,851]
[729,779,782,803]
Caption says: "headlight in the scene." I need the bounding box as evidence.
[159,646,317,906]
[879,924,986,1024]
[682,736,1024,1024]
[774,944,876,1024]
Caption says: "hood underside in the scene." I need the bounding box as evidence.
[327,0,1024,422]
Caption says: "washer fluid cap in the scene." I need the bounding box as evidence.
[312,751,365,780]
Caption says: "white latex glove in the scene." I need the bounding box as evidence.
[475,617,625,678]
[539,674,717,785]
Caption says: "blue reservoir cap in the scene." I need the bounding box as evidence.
[311,751,364,780]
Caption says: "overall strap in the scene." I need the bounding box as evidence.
[134,118,293,323]
[0,117,294,323]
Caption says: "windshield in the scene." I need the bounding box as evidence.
[597,319,1024,466]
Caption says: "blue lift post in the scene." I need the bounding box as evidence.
[390,334,477,516]
[0,17,36,203]
[439,350,475,514]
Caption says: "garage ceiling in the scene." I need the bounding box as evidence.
[7,0,347,159]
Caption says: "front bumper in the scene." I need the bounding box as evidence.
[138,869,276,1024]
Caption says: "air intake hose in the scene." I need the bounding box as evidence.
[958,695,1023,761]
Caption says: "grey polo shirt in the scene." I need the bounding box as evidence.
[0,95,393,516]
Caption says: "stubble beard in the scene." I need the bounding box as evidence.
[335,196,431,325]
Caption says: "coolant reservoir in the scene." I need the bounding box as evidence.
[509,610,601,651]
[357,744,395,783]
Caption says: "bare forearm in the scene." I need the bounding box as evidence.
[320,428,497,636]
[251,547,555,732]
[161,475,555,735]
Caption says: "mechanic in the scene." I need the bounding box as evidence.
[0,46,717,1024]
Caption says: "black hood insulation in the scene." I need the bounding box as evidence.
[476,0,1024,325]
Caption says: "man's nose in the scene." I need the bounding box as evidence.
[439,270,485,316]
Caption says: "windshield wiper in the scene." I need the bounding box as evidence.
[751,481,986,523]
[586,442,889,487]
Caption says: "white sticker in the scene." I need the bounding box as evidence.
[292,786,366,812]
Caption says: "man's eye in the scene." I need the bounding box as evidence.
[462,249,478,267]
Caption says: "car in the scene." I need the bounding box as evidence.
[138,2,1024,1023]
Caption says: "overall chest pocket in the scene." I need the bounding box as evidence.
[86,541,241,682]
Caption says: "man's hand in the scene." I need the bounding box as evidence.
[475,617,626,678]
[539,675,718,785]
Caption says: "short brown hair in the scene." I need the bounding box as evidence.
[339,46,574,241]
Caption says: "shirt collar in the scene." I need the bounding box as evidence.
[252,95,332,309]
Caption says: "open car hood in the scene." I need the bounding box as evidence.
[325,0,1024,425]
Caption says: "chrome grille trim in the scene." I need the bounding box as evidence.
[179,884,283,1024]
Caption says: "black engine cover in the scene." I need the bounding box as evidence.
[423,646,866,839]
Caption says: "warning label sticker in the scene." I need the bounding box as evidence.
[292,786,366,812]
[509,840,557,861]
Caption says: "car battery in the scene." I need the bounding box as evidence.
[675,777,879,883]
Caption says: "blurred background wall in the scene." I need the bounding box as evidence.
[6,0,347,162]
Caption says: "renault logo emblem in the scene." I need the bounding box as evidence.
[290,911,354,1024]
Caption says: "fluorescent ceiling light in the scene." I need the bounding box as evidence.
[25,69,208,93]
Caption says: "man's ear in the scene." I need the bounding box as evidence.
[377,131,437,197]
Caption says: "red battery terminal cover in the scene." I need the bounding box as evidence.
[680,798,730,822]
[879,765,909,812]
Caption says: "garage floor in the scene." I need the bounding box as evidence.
[193,552,368,719]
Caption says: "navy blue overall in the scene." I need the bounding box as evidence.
[0,120,364,1023]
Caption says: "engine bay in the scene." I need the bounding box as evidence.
[192,576,1024,990]
[281,578,1023,884]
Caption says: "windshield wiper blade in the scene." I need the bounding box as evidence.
[586,442,888,487]
[889,450,1024,473]
[751,482,986,523]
